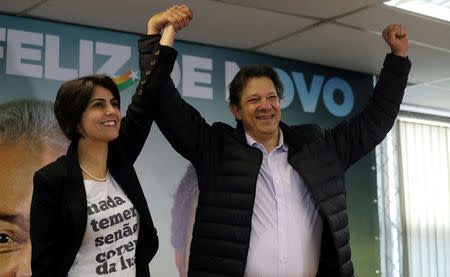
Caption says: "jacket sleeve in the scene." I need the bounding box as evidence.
[326,53,411,169]
[30,171,62,277]
[139,37,213,167]
[118,34,171,164]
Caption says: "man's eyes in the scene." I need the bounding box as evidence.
[0,231,28,253]
[248,96,277,102]
[0,233,13,244]
[0,232,18,253]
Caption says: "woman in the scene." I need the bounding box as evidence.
[30,6,193,277]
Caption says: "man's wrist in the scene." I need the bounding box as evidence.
[392,50,408,58]
[160,25,176,47]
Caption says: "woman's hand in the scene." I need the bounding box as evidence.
[147,5,193,35]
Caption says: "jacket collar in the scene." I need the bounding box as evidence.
[232,120,247,145]
[232,120,307,153]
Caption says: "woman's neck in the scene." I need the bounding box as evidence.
[77,138,108,181]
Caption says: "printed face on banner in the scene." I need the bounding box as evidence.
[231,77,281,143]
[77,87,121,144]
[171,164,198,277]
[0,139,66,276]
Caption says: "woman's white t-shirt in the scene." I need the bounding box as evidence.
[68,173,140,277]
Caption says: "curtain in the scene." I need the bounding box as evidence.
[398,118,450,277]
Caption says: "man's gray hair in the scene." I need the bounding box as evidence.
[0,99,68,148]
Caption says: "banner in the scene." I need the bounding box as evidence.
[0,14,379,276]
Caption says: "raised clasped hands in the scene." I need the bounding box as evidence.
[382,24,409,57]
[147,5,193,35]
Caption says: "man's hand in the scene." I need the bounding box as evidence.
[382,24,409,57]
[147,5,193,35]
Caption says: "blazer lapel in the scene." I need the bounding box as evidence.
[107,141,153,229]
[62,142,88,266]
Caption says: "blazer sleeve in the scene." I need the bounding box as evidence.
[30,170,62,277]
[326,53,411,169]
[140,38,214,167]
[117,34,172,164]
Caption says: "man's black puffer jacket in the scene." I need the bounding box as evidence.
[140,35,411,277]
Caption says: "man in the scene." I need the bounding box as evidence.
[145,7,410,276]
[0,99,68,277]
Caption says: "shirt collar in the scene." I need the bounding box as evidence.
[245,128,288,152]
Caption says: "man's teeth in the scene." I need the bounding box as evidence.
[258,115,272,119]
[102,121,115,126]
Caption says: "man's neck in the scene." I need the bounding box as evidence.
[246,130,280,153]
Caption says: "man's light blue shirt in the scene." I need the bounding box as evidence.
[244,128,323,277]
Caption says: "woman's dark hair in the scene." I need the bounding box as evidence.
[228,64,283,108]
[54,74,120,140]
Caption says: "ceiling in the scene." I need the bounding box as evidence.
[1,0,450,113]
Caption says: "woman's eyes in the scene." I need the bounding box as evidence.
[92,101,119,108]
